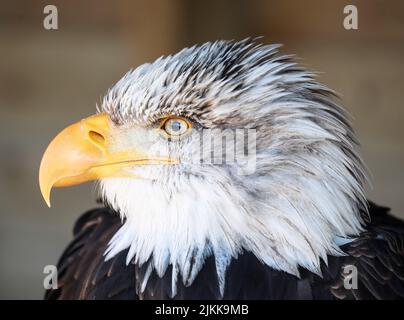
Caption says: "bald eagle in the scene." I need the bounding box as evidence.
[40,40,404,300]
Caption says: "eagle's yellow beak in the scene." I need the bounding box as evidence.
[39,113,176,207]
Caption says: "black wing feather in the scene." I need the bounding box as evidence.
[326,202,404,300]
[45,202,404,299]
[45,208,136,300]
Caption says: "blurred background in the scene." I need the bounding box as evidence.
[0,0,403,299]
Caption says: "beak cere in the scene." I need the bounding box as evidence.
[39,113,176,207]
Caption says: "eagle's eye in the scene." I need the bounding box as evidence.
[160,117,191,138]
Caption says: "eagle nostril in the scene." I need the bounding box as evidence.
[88,130,106,147]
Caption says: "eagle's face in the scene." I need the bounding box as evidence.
[40,40,368,295]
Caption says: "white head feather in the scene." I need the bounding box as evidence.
[98,40,368,297]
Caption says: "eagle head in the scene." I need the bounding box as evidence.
[39,40,368,295]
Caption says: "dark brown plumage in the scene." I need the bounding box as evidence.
[45,202,404,300]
